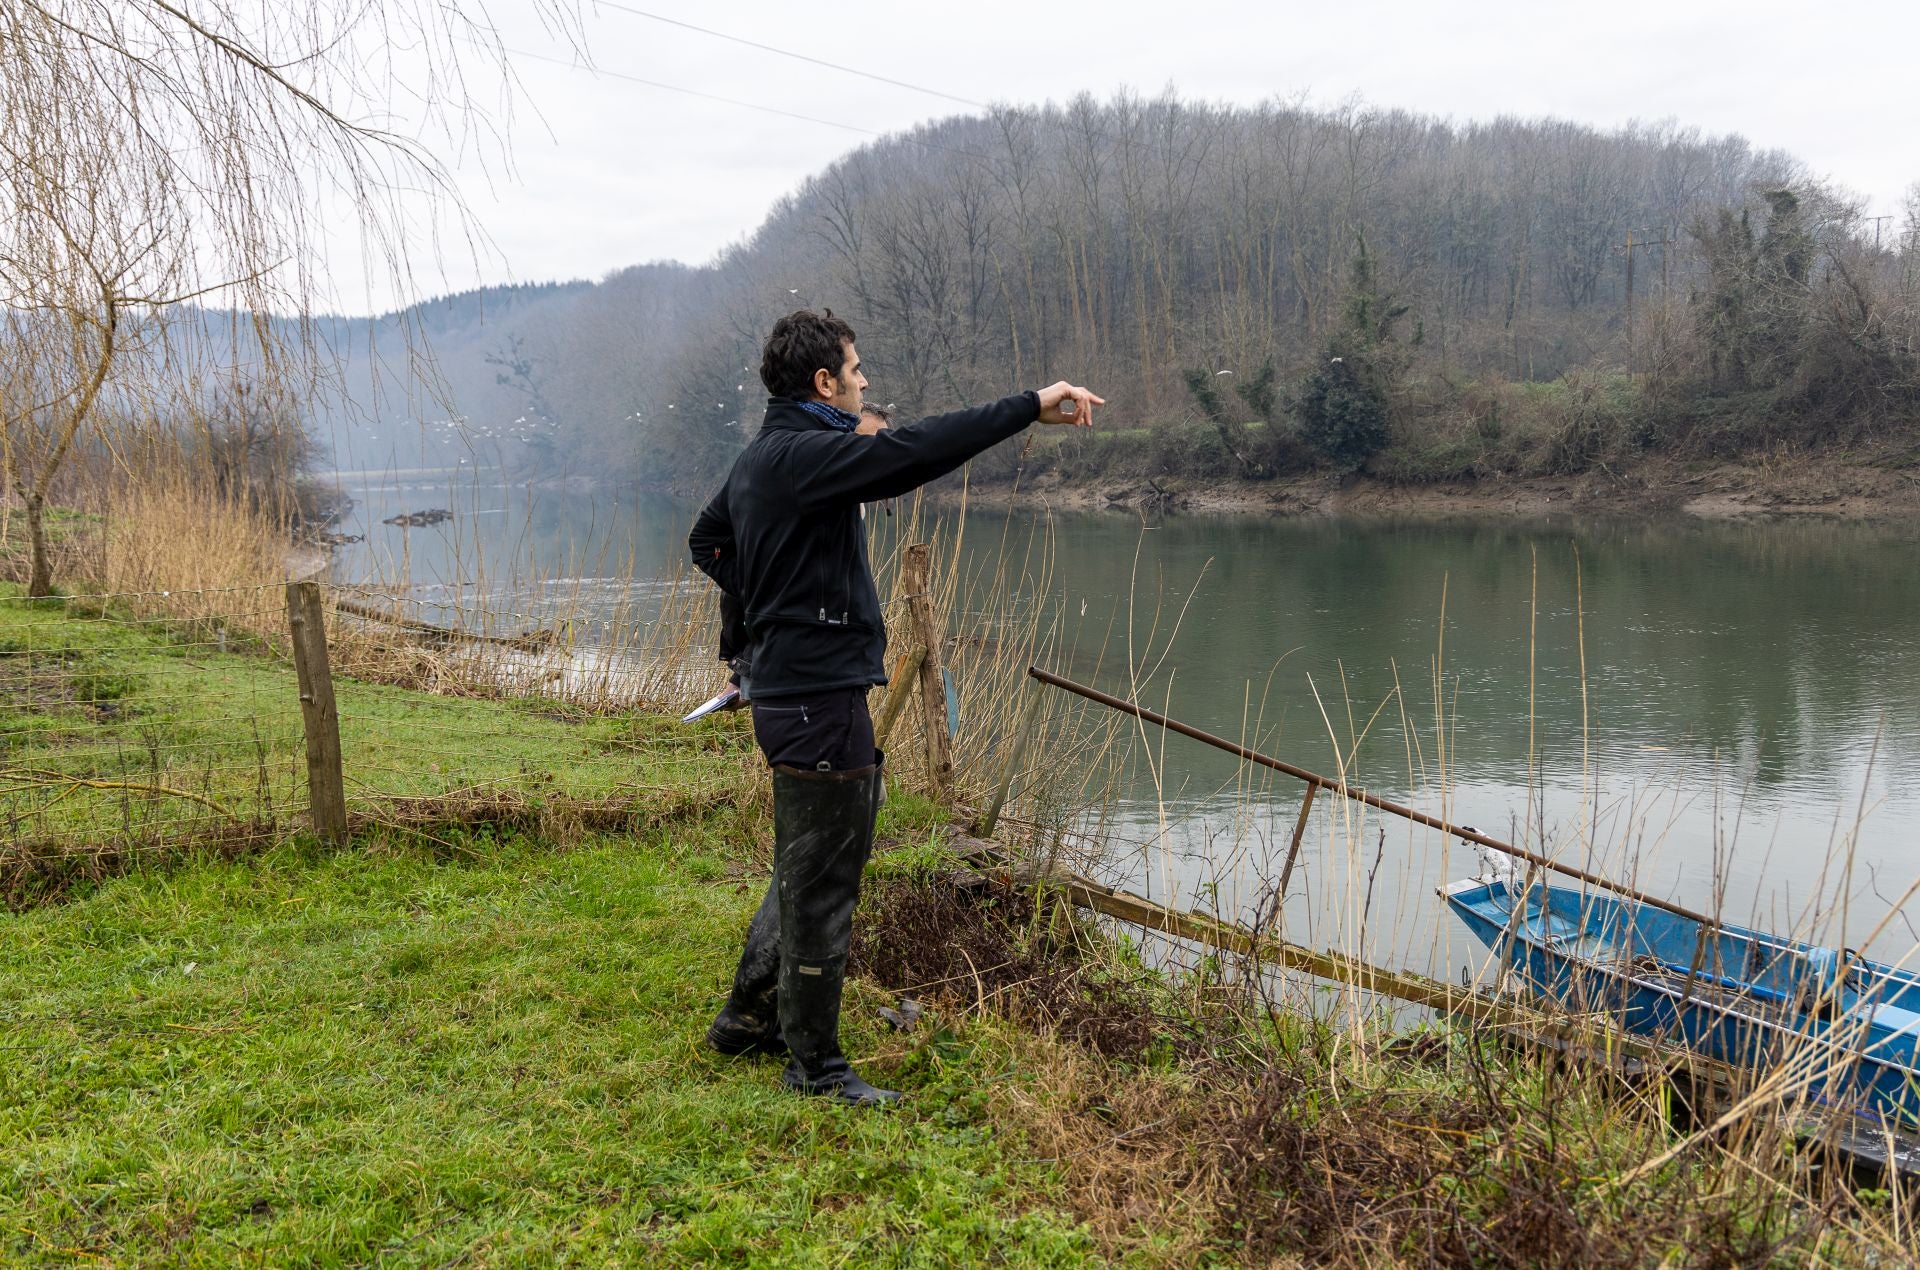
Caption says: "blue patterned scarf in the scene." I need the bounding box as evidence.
[793,399,862,433]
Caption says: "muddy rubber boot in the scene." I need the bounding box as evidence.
[707,879,786,1057]
[771,763,900,1106]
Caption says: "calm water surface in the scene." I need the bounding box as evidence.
[332,479,1920,979]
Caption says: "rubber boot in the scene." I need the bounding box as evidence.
[706,879,785,1056]
[772,762,900,1106]
[708,747,885,1059]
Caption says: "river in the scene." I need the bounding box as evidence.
[331,477,1920,983]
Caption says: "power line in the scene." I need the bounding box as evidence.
[500,44,987,160]
[502,44,896,140]
[595,2,987,110]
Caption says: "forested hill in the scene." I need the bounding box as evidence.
[313,92,1919,490]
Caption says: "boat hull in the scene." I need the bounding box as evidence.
[1443,877,1920,1129]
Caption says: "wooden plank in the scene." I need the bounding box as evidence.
[331,594,558,651]
[873,645,926,750]
[902,544,952,799]
[941,828,1704,1074]
[285,580,349,846]
[1057,868,1534,1024]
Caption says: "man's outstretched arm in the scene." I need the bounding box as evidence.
[794,381,1103,510]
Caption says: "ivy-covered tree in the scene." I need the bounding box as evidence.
[1690,188,1814,394]
[1183,366,1278,478]
[1233,358,1279,423]
[1181,367,1230,424]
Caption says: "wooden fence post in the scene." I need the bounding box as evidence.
[1277,783,1316,899]
[873,645,926,751]
[901,543,952,801]
[285,578,349,846]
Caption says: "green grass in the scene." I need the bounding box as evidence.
[0,587,1112,1264]
[0,832,1099,1264]
[0,583,749,846]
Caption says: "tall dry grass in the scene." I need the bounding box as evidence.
[863,492,1128,831]
[1068,542,1920,1263]
[91,470,300,630]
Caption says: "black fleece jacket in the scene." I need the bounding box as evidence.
[689,392,1040,697]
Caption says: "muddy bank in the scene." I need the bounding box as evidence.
[951,449,1920,520]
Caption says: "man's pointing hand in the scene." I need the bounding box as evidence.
[1036,381,1104,428]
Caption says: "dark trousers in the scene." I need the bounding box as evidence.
[749,688,877,772]
[723,688,878,1031]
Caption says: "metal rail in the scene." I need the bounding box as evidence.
[1027,664,1723,932]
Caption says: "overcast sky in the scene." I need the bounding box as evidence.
[343,0,1919,312]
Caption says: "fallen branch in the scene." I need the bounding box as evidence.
[330,596,561,652]
[2,766,242,824]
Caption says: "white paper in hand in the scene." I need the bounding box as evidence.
[682,683,741,723]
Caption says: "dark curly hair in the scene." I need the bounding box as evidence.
[759,309,857,400]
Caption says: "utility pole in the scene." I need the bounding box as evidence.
[1864,214,1894,253]
[1616,230,1679,374]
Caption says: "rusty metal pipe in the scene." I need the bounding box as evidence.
[1027,664,1722,932]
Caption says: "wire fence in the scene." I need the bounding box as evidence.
[1,529,1114,909]
[0,574,740,908]
[0,585,305,898]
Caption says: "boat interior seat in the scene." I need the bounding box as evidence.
[1564,932,1631,965]
[1525,909,1630,965]
[1858,1002,1920,1040]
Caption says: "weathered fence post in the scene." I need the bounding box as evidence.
[285,578,348,846]
[901,543,952,801]
[873,644,926,751]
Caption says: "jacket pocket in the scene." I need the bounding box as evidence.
[813,523,853,626]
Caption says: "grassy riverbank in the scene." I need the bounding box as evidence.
[0,585,1109,1263]
[4,543,1916,1265]
[0,578,733,908]
[1,830,1126,1264]
[9,799,1907,1265]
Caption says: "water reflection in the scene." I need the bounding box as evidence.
[1022,511,1920,973]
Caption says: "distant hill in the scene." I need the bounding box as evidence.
[292,91,1917,493]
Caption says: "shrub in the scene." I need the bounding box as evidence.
[1294,235,1409,473]
[1297,353,1391,472]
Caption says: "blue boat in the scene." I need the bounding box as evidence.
[1442,874,1920,1130]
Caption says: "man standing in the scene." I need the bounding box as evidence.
[689,309,1100,1105]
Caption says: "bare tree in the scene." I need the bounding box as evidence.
[0,0,561,592]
